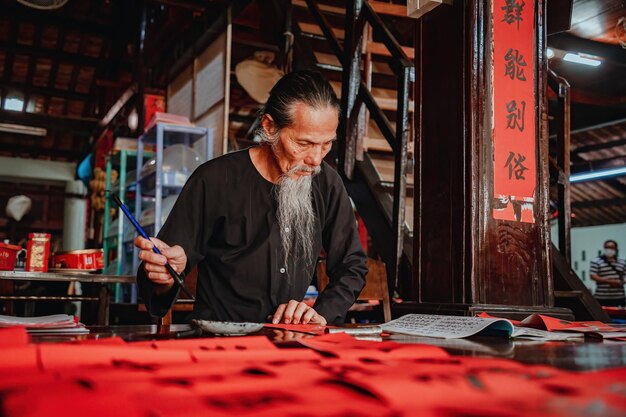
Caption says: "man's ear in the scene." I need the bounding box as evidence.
[261,114,277,137]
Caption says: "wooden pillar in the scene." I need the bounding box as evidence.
[402,0,572,320]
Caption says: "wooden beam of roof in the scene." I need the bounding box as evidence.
[4,3,113,36]
[0,110,96,135]
[144,8,195,68]
[1,21,18,89]
[572,137,626,155]
[0,41,131,71]
[0,81,93,102]
[0,143,83,160]
[572,198,626,209]
[146,0,229,11]
[547,86,626,107]
[571,155,626,174]
[603,178,626,196]
[548,33,626,67]
[571,117,626,135]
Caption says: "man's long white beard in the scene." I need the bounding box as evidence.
[276,165,321,270]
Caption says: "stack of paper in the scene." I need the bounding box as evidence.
[145,112,193,131]
[0,314,89,334]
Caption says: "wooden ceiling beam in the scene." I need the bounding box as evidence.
[602,178,626,197]
[0,41,132,72]
[4,3,113,36]
[0,110,96,134]
[145,0,229,11]
[572,137,626,155]
[572,198,626,210]
[97,0,133,105]
[0,81,93,102]
[548,87,626,106]
[1,21,18,86]
[64,32,91,116]
[23,24,44,116]
[43,27,66,115]
[144,8,196,68]
[571,155,626,174]
[550,117,626,142]
[0,143,82,160]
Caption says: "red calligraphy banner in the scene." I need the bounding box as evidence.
[492,0,536,223]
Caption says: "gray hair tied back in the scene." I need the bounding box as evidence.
[256,70,340,144]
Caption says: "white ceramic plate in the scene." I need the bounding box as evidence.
[192,320,264,335]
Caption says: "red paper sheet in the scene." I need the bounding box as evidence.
[0,326,30,347]
[298,332,449,360]
[38,344,194,371]
[520,314,620,332]
[2,381,144,417]
[263,323,328,335]
[192,347,321,364]
[131,335,277,351]
[2,324,626,417]
[0,346,39,373]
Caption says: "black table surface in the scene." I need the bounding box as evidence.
[28,324,626,372]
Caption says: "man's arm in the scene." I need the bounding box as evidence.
[136,167,211,317]
[136,236,187,317]
[314,173,367,325]
[589,259,624,288]
[590,273,624,288]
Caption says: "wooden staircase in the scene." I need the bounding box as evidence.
[292,0,415,286]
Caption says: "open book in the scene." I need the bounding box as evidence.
[380,314,583,340]
[381,314,514,339]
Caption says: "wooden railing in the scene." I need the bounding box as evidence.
[302,0,413,292]
[548,68,571,263]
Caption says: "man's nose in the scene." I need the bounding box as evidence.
[304,145,324,166]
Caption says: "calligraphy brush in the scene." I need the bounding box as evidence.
[107,191,195,301]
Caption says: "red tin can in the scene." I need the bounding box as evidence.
[0,242,22,271]
[53,249,104,271]
[25,233,51,272]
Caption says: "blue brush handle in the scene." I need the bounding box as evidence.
[109,192,195,301]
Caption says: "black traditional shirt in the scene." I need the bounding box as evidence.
[137,148,367,324]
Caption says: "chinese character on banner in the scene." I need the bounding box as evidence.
[504,48,527,81]
[493,0,536,223]
[501,0,525,29]
[504,152,528,180]
[505,100,525,132]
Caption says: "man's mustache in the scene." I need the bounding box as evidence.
[285,165,321,176]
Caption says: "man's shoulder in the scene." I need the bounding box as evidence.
[192,149,250,178]
[591,256,605,265]
[317,160,343,187]
[591,256,626,266]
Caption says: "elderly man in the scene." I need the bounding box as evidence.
[135,70,367,326]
